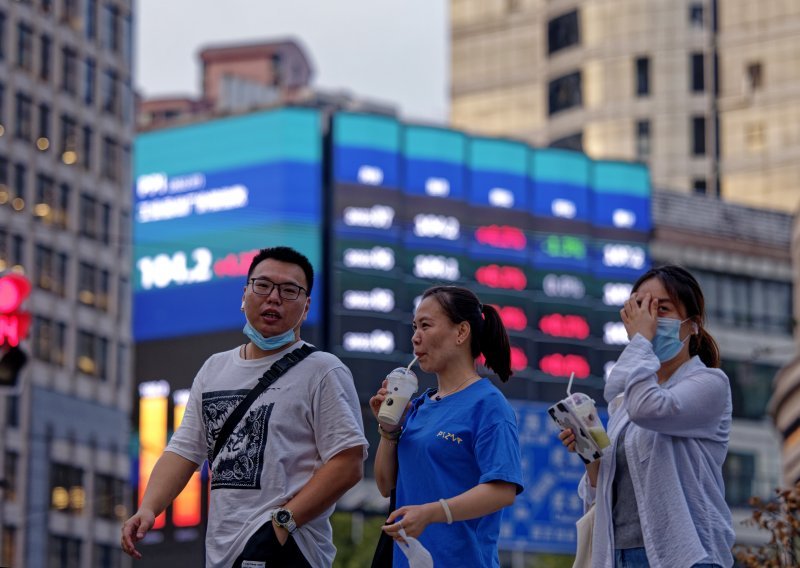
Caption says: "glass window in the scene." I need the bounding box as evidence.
[49,462,84,514]
[77,330,108,378]
[692,116,706,156]
[13,163,27,202]
[102,137,119,181]
[93,544,121,568]
[0,11,6,61]
[78,261,96,306]
[37,102,51,143]
[84,0,97,40]
[34,174,55,222]
[39,34,52,81]
[2,526,15,568]
[61,0,80,28]
[548,71,582,115]
[692,178,707,194]
[94,473,125,521]
[5,395,18,427]
[14,93,33,141]
[47,534,81,568]
[689,3,705,28]
[746,62,763,91]
[0,82,5,131]
[635,56,650,96]
[548,11,579,54]
[723,451,755,507]
[61,46,78,95]
[691,53,705,92]
[41,0,54,14]
[549,132,583,152]
[57,183,70,229]
[82,125,92,170]
[3,452,18,502]
[102,4,119,52]
[635,120,651,159]
[16,22,34,71]
[80,192,98,238]
[101,69,118,115]
[59,114,78,164]
[83,57,95,106]
[101,202,111,244]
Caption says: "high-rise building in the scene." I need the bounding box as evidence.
[0,0,135,566]
[450,0,800,213]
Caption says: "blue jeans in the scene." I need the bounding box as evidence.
[614,548,721,568]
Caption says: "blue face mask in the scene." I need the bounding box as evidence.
[652,317,693,362]
[243,319,298,352]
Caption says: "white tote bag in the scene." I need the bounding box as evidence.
[573,504,595,568]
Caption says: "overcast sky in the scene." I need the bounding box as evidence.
[135,0,449,123]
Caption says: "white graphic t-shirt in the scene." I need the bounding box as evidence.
[165,342,368,568]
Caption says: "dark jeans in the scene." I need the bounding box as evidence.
[614,548,722,568]
[232,521,312,568]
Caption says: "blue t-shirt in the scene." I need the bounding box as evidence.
[394,378,524,568]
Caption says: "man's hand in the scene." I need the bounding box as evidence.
[121,508,156,559]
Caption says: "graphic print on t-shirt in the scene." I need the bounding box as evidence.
[203,389,274,490]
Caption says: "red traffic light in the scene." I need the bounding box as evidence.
[0,274,32,314]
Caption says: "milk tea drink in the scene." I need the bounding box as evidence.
[377,367,419,426]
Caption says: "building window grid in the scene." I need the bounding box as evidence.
[548,71,582,115]
[635,56,650,96]
[692,116,707,156]
[635,119,651,159]
[82,125,93,170]
[694,269,793,334]
[16,22,34,71]
[84,57,96,106]
[689,3,705,28]
[1,526,15,568]
[14,93,33,141]
[0,11,6,61]
[61,46,79,96]
[39,34,52,82]
[33,315,66,366]
[78,261,111,311]
[101,136,120,181]
[691,52,705,93]
[13,163,27,203]
[76,329,108,378]
[84,0,97,40]
[47,534,81,568]
[37,102,51,142]
[548,11,579,55]
[3,451,18,502]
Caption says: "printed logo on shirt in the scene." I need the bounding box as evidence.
[241,561,266,568]
[436,431,463,444]
[203,389,274,490]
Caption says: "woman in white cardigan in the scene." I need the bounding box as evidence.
[559,265,734,568]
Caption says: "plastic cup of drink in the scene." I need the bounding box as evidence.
[569,393,610,450]
[377,367,419,426]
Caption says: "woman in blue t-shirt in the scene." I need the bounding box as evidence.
[369,285,524,568]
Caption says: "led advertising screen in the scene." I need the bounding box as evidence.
[133,108,323,341]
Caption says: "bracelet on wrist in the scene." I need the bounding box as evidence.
[439,498,453,525]
[378,423,402,441]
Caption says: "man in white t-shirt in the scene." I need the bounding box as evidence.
[121,246,368,567]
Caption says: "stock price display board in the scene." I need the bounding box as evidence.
[330,112,650,552]
[330,112,650,400]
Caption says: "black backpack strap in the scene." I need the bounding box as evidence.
[211,344,317,464]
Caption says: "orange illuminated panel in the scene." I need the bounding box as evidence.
[138,380,169,530]
[172,389,201,527]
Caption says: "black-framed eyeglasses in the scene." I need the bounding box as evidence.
[249,278,308,300]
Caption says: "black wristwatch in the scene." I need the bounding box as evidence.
[273,508,297,533]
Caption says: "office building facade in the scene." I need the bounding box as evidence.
[0,0,135,566]
[450,0,800,213]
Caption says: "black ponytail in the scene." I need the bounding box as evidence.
[421,286,513,382]
[478,303,513,382]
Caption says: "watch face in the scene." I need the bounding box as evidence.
[276,510,291,524]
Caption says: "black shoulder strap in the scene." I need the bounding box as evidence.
[211,343,317,463]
